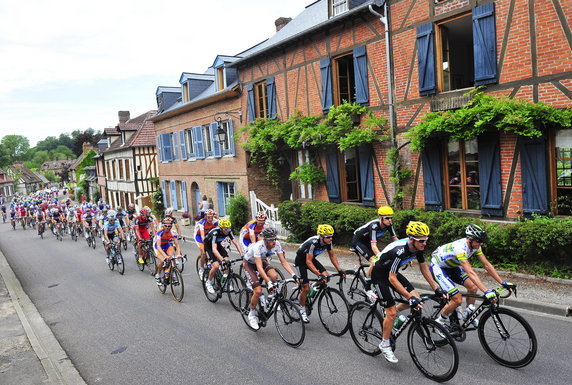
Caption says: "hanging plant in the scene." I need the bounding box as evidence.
[289,163,326,185]
[407,90,572,151]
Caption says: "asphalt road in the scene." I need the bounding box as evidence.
[0,223,570,385]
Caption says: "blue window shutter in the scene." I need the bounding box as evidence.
[247,84,255,123]
[325,146,341,203]
[157,135,163,162]
[358,143,375,206]
[353,46,369,106]
[210,122,222,158]
[473,3,497,85]
[520,136,548,215]
[195,188,202,214]
[266,77,277,119]
[161,180,167,208]
[162,133,172,162]
[320,58,333,113]
[421,140,443,211]
[478,133,503,216]
[227,118,236,156]
[172,132,179,161]
[181,181,188,212]
[416,23,436,96]
[217,182,226,217]
[170,180,178,210]
[193,125,205,159]
[180,130,187,160]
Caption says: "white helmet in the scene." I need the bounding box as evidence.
[107,210,117,219]
[165,207,174,216]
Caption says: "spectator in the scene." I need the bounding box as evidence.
[199,195,209,218]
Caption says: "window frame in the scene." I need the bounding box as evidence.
[338,147,361,202]
[185,128,196,159]
[443,138,481,211]
[550,128,572,216]
[202,124,213,157]
[332,52,356,106]
[182,82,189,103]
[295,150,314,200]
[254,80,268,119]
[216,67,225,91]
[330,0,349,17]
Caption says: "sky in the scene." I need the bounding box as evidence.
[0,0,313,146]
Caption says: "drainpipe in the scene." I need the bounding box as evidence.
[369,1,399,205]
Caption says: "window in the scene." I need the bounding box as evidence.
[182,82,189,103]
[254,81,268,119]
[330,0,348,17]
[202,124,213,156]
[185,128,195,158]
[333,53,355,105]
[118,160,124,179]
[342,148,360,201]
[445,139,480,210]
[296,150,313,200]
[436,14,474,92]
[216,67,225,91]
[125,159,130,180]
[555,130,572,215]
[218,120,233,155]
[217,182,236,217]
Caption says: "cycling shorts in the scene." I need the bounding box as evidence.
[429,263,468,296]
[373,273,415,308]
[205,243,228,262]
[351,235,376,261]
[136,228,151,240]
[154,243,174,256]
[294,258,326,284]
[242,260,273,289]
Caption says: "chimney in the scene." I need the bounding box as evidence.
[118,110,130,123]
[275,17,292,32]
[82,142,93,154]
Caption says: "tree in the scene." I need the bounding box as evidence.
[71,129,102,156]
[0,135,30,167]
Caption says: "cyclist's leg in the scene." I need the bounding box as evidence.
[353,238,375,290]
[243,261,263,308]
[432,264,463,318]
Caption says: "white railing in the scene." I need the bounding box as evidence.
[249,190,291,240]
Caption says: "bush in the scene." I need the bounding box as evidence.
[277,202,572,278]
[227,194,250,233]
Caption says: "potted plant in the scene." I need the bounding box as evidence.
[181,212,191,226]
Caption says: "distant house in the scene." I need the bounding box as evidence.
[0,168,15,199]
[6,163,42,195]
[38,159,74,183]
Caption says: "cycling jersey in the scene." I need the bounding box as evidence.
[371,238,425,277]
[103,220,121,234]
[353,219,397,243]
[239,220,269,248]
[134,215,153,239]
[294,235,332,262]
[194,218,219,243]
[204,227,235,261]
[430,238,484,268]
[153,228,175,253]
[244,239,284,264]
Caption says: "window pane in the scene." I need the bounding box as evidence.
[347,182,359,201]
[467,187,480,210]
[449,163,462,209]
[344,148,358,182]
[448,141,460,162]
[555,130,572,214]
[465,138,478,161]
[465,164,479,185]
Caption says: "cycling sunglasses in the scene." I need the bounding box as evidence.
[412,237,428,244]
[266,238,277,242]
[323,235,333,239]
[381,216,393,220]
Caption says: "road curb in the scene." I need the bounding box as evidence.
[0,249,87,385]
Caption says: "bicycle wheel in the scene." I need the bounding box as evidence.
[227,273,246,311]
[92,235,96,249]
[478,307,537,368]
[348,301,383,356]
[274,299,305,348]
[202,268,220,303]
[157,275,167,294]
[238,287,260,331]
[108,254,115,271]
[407,318,459,382]
[169,267,184,302]
[317,287,350,336]
[122,239,127,251]
[341,273,367,305]
[146,250,156,276]
[137,254,145,271]
[116,252,125,275]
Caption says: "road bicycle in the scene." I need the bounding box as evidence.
[10,217,16,230]
[85,226,97,249]
[107,238,125,275]
[19,217,26,230]
[136,239,156,274]
[157,254,185,302]
[38,221,45,239]
[427,286,537,368]
[287,273,350,336]
[349,294,459,382]
[54,223,63,242]
[238,279,306,348]
[201,258,247,311]
[70,222,78,242]
[338,248,369,305]
[1,211,6,223]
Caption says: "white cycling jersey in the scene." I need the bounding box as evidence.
[243,239,284,264]
[431,238,484,268]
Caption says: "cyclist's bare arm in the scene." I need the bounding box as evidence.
[254,257,271,283]
[459,259,489,292]
[476,254,504,286]
[305,253,323,277]
[389,272,413,299]
[231,239,243,256]
[277,252,296,276]
[419,262,439,291]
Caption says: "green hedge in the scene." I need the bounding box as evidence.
[278,202,572,278]
[227,194,250,233]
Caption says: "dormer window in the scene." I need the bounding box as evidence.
[330,0,348,17]
[216,67,226,91]
[182,82,190,103]
[121,132,126,145]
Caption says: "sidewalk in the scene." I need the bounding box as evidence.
[0,249,86,385]
[179,223,572,318]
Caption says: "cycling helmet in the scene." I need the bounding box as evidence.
[218,219,232,229]
[162,217,174,226]
[405,221,430,237]
[140,208,150,216]
[107,210,117,220]
[102,208,108,213]
[164,207,174,216]
[261,227,277,239]
[378,206,394,216]
[256,211,267,220]
[205,209,215,216]
[466,224,486,242]
[116,206,122,211]
[317,224,334,236]
[128,203,135,209]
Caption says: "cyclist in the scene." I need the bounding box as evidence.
[243,227,299,330]
[194,209,219,279]
[35,205,46,235]
[1,201,8,222]
[351,206,399,300]
[115,206,127,231]
[82,205,96,239]
[125,203,137,226]
[239,211,269,249]
[369,221,439,364]
[294,224,345,323]
[51,205,64,235]
[203,219,244,294]
[160,207,182,236]
[103,210,125,262]
[153,218,183,285]
[430,224,515,328]
[134,207,155,264]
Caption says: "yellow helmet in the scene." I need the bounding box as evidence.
[378,206,394,216]
[406,221,430,237]
[317,224,334,236]
[218,219,232,229]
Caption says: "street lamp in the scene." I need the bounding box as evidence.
[213,110,242,143]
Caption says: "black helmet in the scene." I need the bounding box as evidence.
[261,227,277,239]
[466,224,486,242]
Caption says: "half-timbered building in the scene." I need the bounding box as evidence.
[229,0,572,218]
[97,110,159,209]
